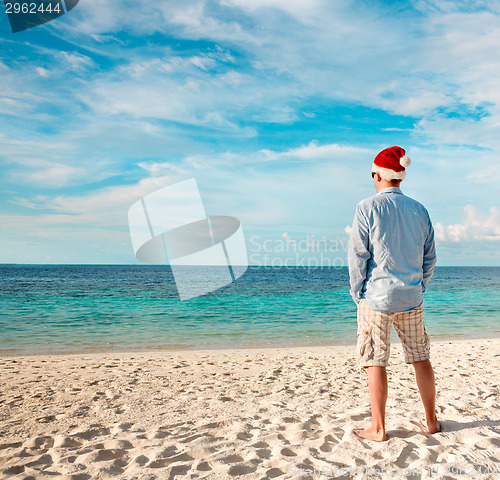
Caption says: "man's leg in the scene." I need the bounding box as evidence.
[393,304,440,434]
[354,301,391,442]
[354,366,387,441]
[412,359,440,433]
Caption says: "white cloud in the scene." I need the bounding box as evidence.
[47,175,180,217]
[1,135,116,187]
[35,67,50,77]
[22,163,89,186]
[58,51,95,71]
[0,85,39,114]
[54,0,163,35]
[137,161,188,177]
[260,141,370,162]
[221,0,326,19]
[138,141,370,173]
[435,206,500,242]
[77,48,267,131]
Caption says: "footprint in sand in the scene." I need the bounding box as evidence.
[71,426,111,440]
[280,447,297,457]
[228,463,257,475]
[196,460,212,471]
[265,466,286,478]
[53,436,82,448]
[256,448,272,459]
[24,436,54,450]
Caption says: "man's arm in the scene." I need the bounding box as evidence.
[422,214,437,292]
[348,204,371,304]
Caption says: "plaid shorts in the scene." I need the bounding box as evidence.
[356,300,430,371]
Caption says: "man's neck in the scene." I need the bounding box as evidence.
[376,181,402,193]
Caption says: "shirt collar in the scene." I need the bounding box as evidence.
[377,186,403,195]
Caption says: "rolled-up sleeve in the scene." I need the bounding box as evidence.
[348,204,371,304]
[422,214,437,292]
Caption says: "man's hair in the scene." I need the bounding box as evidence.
[388,178,402,185]
[374,172,403,184]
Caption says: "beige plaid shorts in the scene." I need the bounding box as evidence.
[356,300,430,371]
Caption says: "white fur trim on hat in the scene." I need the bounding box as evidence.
[371,165,406,181]
[400,155,411,167]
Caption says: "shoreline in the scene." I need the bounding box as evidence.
[1,332,499,358]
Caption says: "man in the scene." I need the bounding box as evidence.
[348,146,439,442]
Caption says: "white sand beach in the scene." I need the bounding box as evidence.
[1,338,499,479]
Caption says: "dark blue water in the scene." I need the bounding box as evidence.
[0,266,499,354]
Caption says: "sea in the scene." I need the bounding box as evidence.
[0,265,499,355]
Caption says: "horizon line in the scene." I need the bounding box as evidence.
[1,263,499,268]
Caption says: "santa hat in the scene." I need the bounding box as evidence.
[371,146,411,181]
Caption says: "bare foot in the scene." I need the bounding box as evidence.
[418,418,441,434]
[353,427,386,442]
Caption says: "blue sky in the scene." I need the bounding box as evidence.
[1,0,499,265]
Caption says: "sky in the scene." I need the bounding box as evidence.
[1,0,500,266]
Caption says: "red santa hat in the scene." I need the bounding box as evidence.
[371,146,411,181]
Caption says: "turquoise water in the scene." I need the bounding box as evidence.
[0,266,499,354]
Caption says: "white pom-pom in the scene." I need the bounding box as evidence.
[400,155,411,167]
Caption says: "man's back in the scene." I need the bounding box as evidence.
[348,186,436,313]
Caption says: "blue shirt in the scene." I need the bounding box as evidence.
[348,186,437,313]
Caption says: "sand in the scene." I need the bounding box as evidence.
[0,338,499,479]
